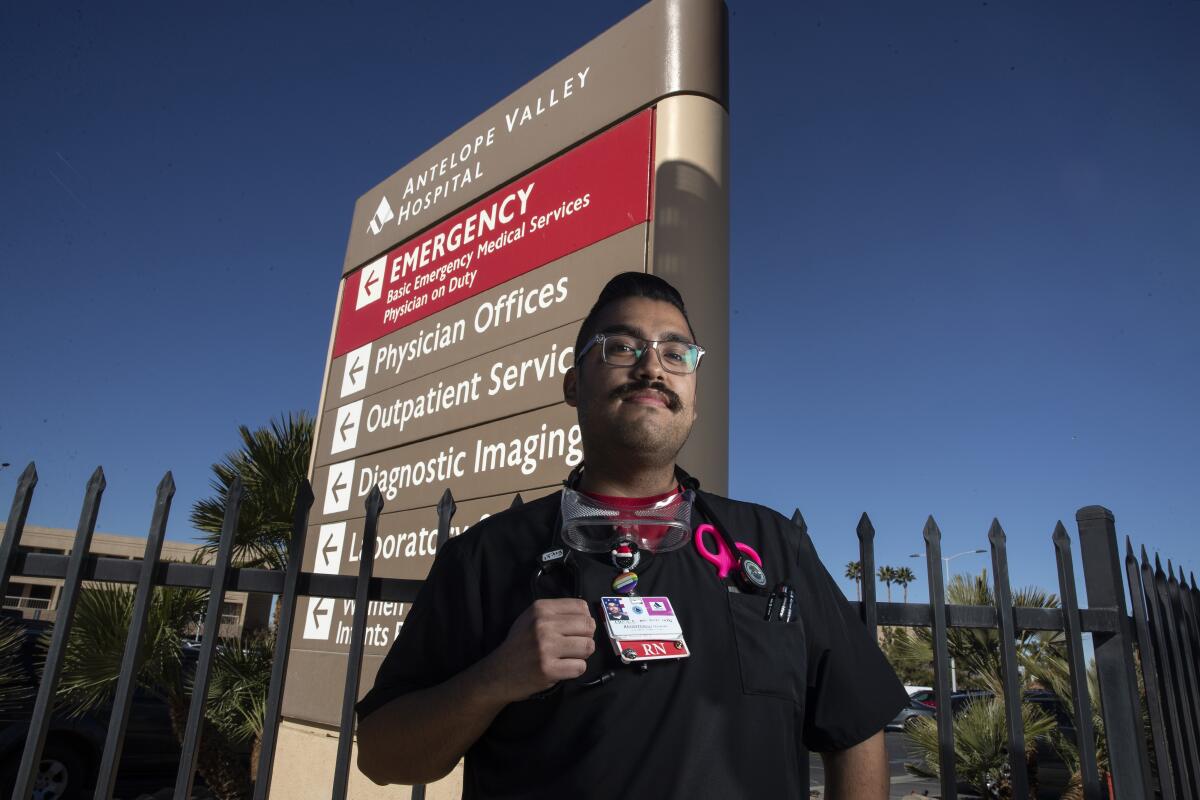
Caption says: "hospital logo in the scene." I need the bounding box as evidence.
[367,196,394,235]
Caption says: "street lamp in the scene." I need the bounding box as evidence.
[908,548,987,693]
[908,548,987,578]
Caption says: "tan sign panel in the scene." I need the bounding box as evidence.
[335,111,652,359]
[282,650,384,726]
[312,403,580,524]
[322,224,644,411]
[316,324,576,466]
[342,0,726,275]
[302,487,556,582]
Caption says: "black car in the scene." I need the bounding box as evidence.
[885,696,936,732]
[0,617,190,800]
[893,688,1078,799]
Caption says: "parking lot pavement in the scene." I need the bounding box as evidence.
[808,732,942,798]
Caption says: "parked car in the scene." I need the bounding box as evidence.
[0,617,192,800]
[886,696,936,732]
[892,687,1078,799]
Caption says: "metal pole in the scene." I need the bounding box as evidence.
[94,472,175,800]
[856,513,877,638]
[987,519,1029,800]
[15,467,106,800]
[331,487,383,800]
[252,480,314,800]
[1076,505,1154,799]
[173,478,245,799]
[922,516,958,800]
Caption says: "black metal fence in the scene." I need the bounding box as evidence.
[1,461,1196,799]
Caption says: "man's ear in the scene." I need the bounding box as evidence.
[563,366,578,407]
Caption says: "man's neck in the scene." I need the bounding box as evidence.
[576,460,678,498]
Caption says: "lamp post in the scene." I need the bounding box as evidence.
[909,548,987,693]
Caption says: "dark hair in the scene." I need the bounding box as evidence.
[573,271,696,359]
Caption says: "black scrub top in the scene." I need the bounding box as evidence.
[357,490,907,799]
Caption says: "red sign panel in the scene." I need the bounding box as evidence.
[334,110,654,357]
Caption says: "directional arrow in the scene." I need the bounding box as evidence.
[311,602,328,628]
[322,533,338,566]
[363,273,380,294]
[330,474,348,503]
[349,357,364,381]
[339,413,356,442]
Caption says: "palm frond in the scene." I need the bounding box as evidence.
[206,633,275,743]
[905,697,1058,795]
[48,581,207,716]
[190,412,313,570]
[0,616,33,712]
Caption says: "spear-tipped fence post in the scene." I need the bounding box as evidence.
[94,472,175,800]
[856,513,877,637]
[987,519,1029,800]
[1054,523,1103,800]
[436,488,457,552]
[332,487,383,800]
[0,462,38,602]
[16,467,106,800]
[923,516,957,800]
[253,480,314,800]
[173,477,245,799]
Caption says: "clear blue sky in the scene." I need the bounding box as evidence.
[2,1,1197,603]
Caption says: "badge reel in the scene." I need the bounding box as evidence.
[560,488,695,665]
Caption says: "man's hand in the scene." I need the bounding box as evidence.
[358,598,597,785]
[482,598,597,701]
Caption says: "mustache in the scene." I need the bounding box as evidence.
[611,380,683,412]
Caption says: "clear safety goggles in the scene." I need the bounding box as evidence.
[559,487,695,554]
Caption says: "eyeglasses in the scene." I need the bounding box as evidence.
[576,333,706,375]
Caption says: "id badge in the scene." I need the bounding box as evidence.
[599,596,690,664]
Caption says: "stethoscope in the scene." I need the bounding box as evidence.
[533,465,769,601]
[529,466,770,693]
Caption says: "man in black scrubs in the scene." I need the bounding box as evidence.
[357,273,907,798]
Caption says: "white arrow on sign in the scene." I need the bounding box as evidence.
[330,399,363,455]
[323,459,355,515]
[313,522,346,575]
[355,256,385,310]
[341,342,372,398]
[303,597,334,640]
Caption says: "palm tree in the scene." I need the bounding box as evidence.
[191,412,314,572]
[894,566,917,603]
[46,414,318,799]
[50,579,254,799]
[845,561,863,601]
[893,569,1069,797]
[891,570,1064,693]
[188,412,315,779]
[905,696,1058,798]
[878,565,896,602]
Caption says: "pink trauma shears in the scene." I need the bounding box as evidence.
[694,523,763,579]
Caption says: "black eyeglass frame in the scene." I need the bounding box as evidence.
[575,333,707,375]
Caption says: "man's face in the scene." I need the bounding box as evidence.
[563,296,699,468]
